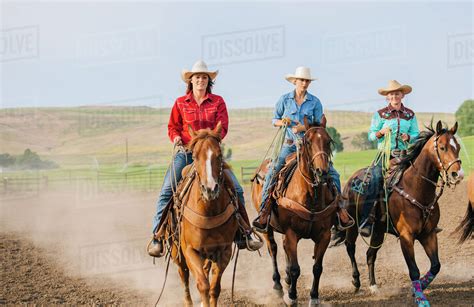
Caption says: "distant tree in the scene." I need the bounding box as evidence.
[327,127,344,152]
[455,100,474,136]
[15,149,59,169]
[351,132,377,151]
[0,153,15,167]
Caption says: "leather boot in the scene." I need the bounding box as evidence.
[236,201,263,251]
[252,199,272,233]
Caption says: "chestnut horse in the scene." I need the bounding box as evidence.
[342,121,463,306]
[168,123,239,307]
[454,172,473,243]
[252,120,339,306]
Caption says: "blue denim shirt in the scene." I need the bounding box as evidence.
[272,91,323,141]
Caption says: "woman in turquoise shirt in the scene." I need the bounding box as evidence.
[253,67,352,232]
[359,80,419,236]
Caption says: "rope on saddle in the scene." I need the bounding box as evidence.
[255,124,288,177]
[354,130,392,249]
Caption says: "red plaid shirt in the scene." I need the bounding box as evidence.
[168,92,229,145]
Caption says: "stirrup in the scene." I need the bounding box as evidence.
[245,231,264,251]
[252,214,271,234]
[336,212,355,231]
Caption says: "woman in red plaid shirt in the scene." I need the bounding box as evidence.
[148,60,262,257]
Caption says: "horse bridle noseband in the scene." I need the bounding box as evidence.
[433,133,461,186]
[297,127,332,187]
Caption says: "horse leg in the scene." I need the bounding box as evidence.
[309,230,331,306]
[209,248,232,307]
[419,232,440,291]
[177,259,193,306]
[283,231,300,306]
[366,222,385,294]
[183,247,211,307]
[265,228,283,294]
[345,224,361,292]
[399,233,429,306]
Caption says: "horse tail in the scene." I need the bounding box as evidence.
[454,200,473,244]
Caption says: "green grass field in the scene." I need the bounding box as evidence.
[0,107,470,192]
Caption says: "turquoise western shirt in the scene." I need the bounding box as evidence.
[368,103,419,150]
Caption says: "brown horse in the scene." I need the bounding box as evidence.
[454,172,474,243]
[342,121,463,305]
[168,123,239,307]
[252,120,339,306]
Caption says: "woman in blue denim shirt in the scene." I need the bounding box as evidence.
[253,67,353,231]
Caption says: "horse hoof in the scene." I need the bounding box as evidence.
[273,283,283,291]
[369,284,379,294]
[283,293,297,306]
[308,298,320,306]
[353,287,360,294]
[283,280,291,290]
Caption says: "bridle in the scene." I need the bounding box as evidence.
[191,136,224,200]
[433,133,462,186]
[296,126,332,187]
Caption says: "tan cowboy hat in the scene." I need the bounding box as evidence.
[285,66,317,83]
[181,60,218,82]
[378,80,412,96]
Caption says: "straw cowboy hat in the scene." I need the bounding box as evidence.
[285,66,317,83]
[181,60,218,82]
[378,80,412,96]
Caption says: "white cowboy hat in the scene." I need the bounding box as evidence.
[285,66,317,83]
[181,60,218,82]
[378,80,412,96]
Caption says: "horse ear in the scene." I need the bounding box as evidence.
[188,125,197,138]
[436,120,443,134]
[214,121,222,135]
[450,122,458,135]
[320,114,327,128]
[303,116,309,130]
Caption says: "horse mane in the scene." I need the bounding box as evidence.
[188,128,222,151]
[394,122,447,173]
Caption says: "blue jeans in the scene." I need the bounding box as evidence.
[259,144,341,210]
[361,160,383,221]
[152,151,245,234]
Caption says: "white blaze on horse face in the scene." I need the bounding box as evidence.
[205,148,217,189]
[449,138,458,151]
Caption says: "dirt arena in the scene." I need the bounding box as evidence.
[1,181,472,306]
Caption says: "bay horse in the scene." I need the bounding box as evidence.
[251,119,339,306]
[453,172,473,243]
[167,122,239,307]
[342,121,463,306]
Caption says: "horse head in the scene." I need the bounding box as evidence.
[188,122,224,201]
[302,116,333,180]
[430,120,464,185]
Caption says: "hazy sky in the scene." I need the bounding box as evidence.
[1,1,473,112]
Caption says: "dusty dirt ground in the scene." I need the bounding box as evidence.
[0,181,473,306]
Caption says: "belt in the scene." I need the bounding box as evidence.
[391,149,406,158]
